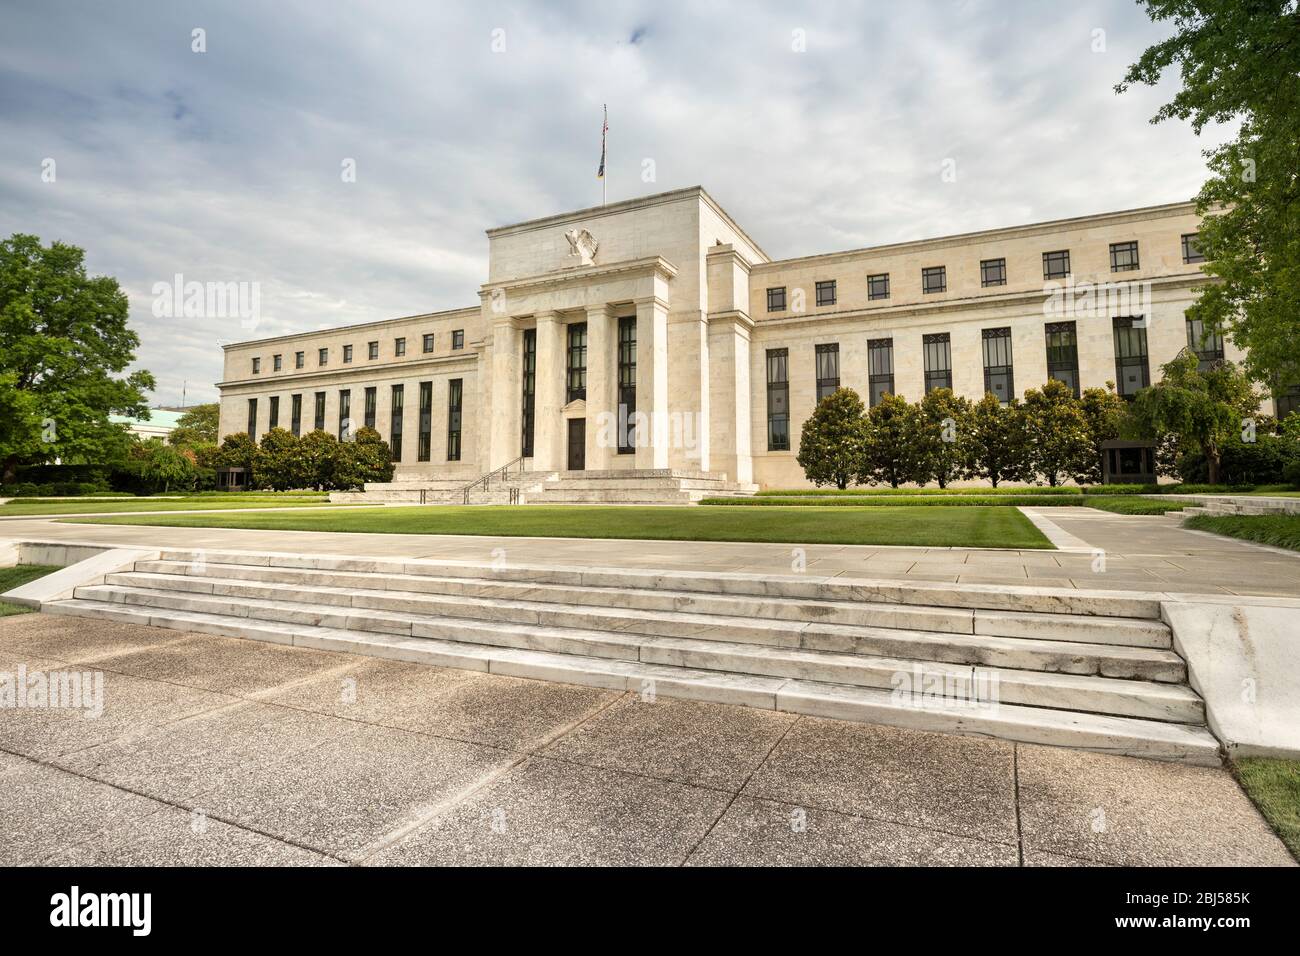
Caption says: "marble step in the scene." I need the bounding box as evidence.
[41,599,1220,764]
[77,581,1187,684]
[124,560,1172,647]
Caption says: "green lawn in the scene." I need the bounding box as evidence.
[701,495,1087,508]
[0,564,60,616]
[1183,514,1300,551]
[757,486,1082,497]
[1233,758,1300,860]
[64,504,1054,548]
[1084,496,1188,515]
[0,498,357,516]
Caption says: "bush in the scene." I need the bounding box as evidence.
[796,388,869,489]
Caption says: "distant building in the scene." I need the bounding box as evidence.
[110,409,186,440]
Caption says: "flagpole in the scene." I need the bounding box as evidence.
[603,104,608,206]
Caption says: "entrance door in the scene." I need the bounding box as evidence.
[567,419,586,471]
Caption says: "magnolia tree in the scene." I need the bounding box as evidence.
[969,394,1030,487]
[1021,380,1092,486]
[862,393,924,488]
[915,388,975,488]
[796,388,869,489]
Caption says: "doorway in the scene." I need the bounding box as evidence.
[567,419,586,471]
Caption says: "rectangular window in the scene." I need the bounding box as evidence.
[521,328,536,458]
[295,351,304,369]
[923,333,952,393]
[617,316,637,454]
[251,357,261,374]
[395,337,406,357]
[273,354,282,372]
[815,280,836,307]
[446,379,462,461]
[1045,321,1080,398]
[1043,250,1070,280]
[417,381,432,462]
[246,398,257,439]
[766,348,790,451]
[868,338,894,408]
[364,386,377,430]
[1186,316,1225,371]
[922,266,946,294]
[343,344,353,364]
[318,347,328,366]
[423,333,435,353]
[566,322,588,403]
[815,343,840,402]
[980,258,1007,287]
[1110,241,1140,272]
[1113,316,1151,398]
[981,327,1014,404]
[452,329,464,350]
[766,287,787,312]
[290,394,302,436]
[368,341,379,360]
[1182,233,1205,264]
[338,389,351,440]
[867,273,890,301]
[313,392,326,431]
[268,395,279,429]
[389,385,404,461]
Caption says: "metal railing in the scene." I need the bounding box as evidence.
[461,456,527,505]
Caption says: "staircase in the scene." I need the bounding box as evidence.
[43,549,1219,764]
[1177,495,1300,518]
[330,471,558,505]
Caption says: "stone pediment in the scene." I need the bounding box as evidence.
[562,399,587,416]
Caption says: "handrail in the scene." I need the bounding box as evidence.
[462,455,527,504]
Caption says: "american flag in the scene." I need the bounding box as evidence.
[597,104,608,179]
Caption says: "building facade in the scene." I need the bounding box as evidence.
[218,186,1274,489]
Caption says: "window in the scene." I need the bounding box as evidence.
[766,348,790,451]
[273,354,282,372]
[566,322,587,402]
[246,398,257,439]
[981,327,1014,404]
[251,357,261,374]
[295,351,304,369]
[923,333,952,393]
[313,392,326,431]
[452,329,464,350]
[417,381,432,462]
[368,341,379,360]
[980,258,1007,287]
[343,344,353,363]
[338,389,351,440]
[423,333,435,353]
[1043,250,1070,280]
[390,385,404,461]
[318,347,328,366]
[290,394,302,436]
[1110,241,1140,272]
[1182,233,1205,264]
[268,395,279,429]
[364,386,377,430]
[815,280,836,307]
[815,343,840,402]
[1113,316,1150,398]
[521,328,536,458]
[1275,385,1300,421]
[867,273,890,301]
[868,338,894,408]
[395,337,406,357]
[766,287,786,312]
[446,379,463,461]
[1186,316,1225,371]
[617,316,637,454]
[1045,321,1080,398]
[922,266,946,294]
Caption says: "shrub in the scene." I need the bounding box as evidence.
[796,388,869,489]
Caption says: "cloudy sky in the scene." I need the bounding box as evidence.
[0,0,1228,407]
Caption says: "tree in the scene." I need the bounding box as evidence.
[169,403,219,448]
[137,438,196,493]
[1021,379,1091,486]
[334,427,395,490]
[969,394,1030,487]
[213,432,257,485]
[254,428,306,491]
[1076,384,1129,485]
[0,234,155,482]
[914,388,974,488]
[1127,350,1259,484]
[297,430,340,491]
[1118,2,1300,391]
[861,393,924,488]
[796,388,868,489]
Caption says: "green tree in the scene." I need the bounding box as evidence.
[254,428,305,491]
[1127,351,1259,484]
[297,430,340,491]
[1022,379,1091,486]
[0,234,155,482]
[137,438,196,493]
[1076,384,1130,485]
[914,388,975,488]
[861,393,924,488]
[796,388,868,489]
[1118,1,1300,391]
[169,403,219,447]
[213,432,257,486]
[969,394,1030,487]
[334,427,395,491]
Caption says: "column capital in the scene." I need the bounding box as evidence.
[533,309,561,325]
[633,294,671,313]
[584,303,613,321]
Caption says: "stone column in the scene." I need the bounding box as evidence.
[584,304,615,471]
[634,296,670,470]
[708,313,753,484]
[532,311,566,472]
[487,319,521,469]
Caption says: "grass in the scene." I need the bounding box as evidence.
[1183,514,1300,552]
[0,497,355,516]
[701,495,1087,507]
[757,486,1082,497]
[1233,758,1300,860]
[1083,496,1188,515]
[63,503,1054,548]
[0,565,60,616]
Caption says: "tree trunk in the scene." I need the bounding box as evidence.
[837,476,847,490]
[1048,473,1058,487]
[1206,445,1221,485]
[1,456,17,485]
[991,475,999,488]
